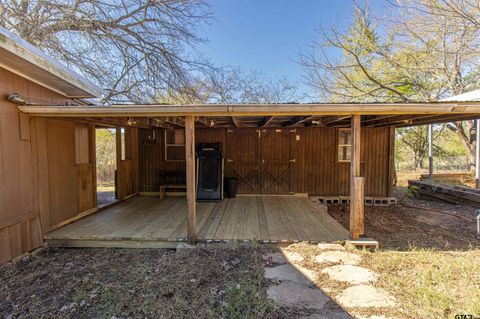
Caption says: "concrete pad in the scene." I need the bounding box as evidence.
[267,281,329,310]
[264,264,316,286]
[317,243,345,250]
[321,265,377,284]
[337,285,396,308]
[314,251,361,265]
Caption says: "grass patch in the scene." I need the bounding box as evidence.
[97,181,114,192]
[361,249,480,319]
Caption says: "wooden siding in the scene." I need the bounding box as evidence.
[138,127,393,197]
[0,67,72,263]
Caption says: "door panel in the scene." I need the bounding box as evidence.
[261,129,294,194]
[226,129,261,193]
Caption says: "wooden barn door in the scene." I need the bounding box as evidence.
[226,129,261,193]
[260,129,295,194]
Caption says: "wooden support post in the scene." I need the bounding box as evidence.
[476,119,480,189]
[185,116,196,243]
[428,124,433,180]
[350,115,364,239]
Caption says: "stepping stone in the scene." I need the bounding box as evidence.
[317,243,345,250]
[284,251,304,263]
[264,264,316,286]
[321,265,376,284]
[262,252,288,264]
[267,281,329,310]
[263,251,304,264]
[314,251,361,265]
[337,285,396,308]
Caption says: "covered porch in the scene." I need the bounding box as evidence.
[19,101,480,246]
[44,195,350,247]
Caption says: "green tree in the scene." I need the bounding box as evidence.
[300,2,480,169]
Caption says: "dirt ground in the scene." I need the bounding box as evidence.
[0,244,299,319]
[2,190,480,318]
[328,187,480,250]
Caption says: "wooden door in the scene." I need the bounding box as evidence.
[260,129,295,194]
[226,129,261,193]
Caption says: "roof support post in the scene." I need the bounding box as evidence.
[185,116,196,243]
[428,124,433,180]
[350,115,364,240]
[476,120,480,189]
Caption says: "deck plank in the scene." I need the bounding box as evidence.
[44,195,350,246]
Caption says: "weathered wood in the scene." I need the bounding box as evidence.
[45,195,350,245]
[185,116,196,243]
[139,126,392,197]
[349,115,364,239]
[20,101,480,118]
[350,177,365,239]
[409,179,480,206]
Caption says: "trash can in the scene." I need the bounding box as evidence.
[224,177,238,198]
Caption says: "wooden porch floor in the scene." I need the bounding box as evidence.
[45,195,350,247]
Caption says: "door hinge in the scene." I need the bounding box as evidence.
[290,159,296,163]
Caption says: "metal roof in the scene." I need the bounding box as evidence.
[0,27,103,99]
[440,89,480,102]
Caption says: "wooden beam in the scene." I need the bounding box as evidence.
[349,115,364,240]
[324,116,351,126]
[185,116,196,243]
[282,116,318,127]
[19,101,480,117]
[260,116,275,127]
[231,117,240,127]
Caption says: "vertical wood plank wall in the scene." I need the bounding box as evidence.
[0,67,71,263]
[0,67,141,264]
[138,126,393,197]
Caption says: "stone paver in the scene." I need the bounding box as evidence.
[317,243,345,250]
[266,281,329,309]
[337,285,396,308]
[321,265,377,284]
[284,251,304,263]
[263,252,288,264]
[264,264,316,286]
[314,251,361,265]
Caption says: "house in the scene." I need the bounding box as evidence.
[2,27,480,264]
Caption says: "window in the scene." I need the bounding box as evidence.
[165,129,185,161]
[120,128,126,160]
[337,129,352,162]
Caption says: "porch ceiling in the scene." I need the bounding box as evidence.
[18,102,480,128]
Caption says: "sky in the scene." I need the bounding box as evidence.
[197,0,387,98]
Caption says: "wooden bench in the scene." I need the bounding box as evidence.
[159,184,187,199]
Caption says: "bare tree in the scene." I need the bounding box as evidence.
[0,0,213,103]
[300,2,480,168]
[155,68,303,104]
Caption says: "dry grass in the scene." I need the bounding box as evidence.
[97,181,115,192]
[360,249,480,319]
[0,244,288,319]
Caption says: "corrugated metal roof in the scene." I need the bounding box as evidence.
[440,89,480,102]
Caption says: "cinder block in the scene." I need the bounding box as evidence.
[364,197,374,206]
[324,197,340,205]
[387,197,397,205]
[373,198,389,206]
[339,196,350,205]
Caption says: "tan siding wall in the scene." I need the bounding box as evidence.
[138,126,393,197]
[0,67,74,263]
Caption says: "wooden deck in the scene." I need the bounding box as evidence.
[44,195,350,248]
